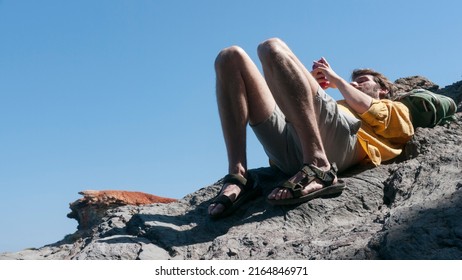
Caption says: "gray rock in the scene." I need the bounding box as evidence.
[1,77,461,260]
[394,76,439,93]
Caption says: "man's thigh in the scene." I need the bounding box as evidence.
[251,88,362,175]
[315,88,361,172]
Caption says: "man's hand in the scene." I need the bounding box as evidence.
[311,57,373,114]
[311,57,341,89]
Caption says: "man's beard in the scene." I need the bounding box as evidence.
[360,84,381,98]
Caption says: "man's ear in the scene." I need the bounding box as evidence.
[378,88,389,99]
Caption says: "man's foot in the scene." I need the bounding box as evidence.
[267,172,326,200]
[267,163,345,205]
[208,173,261,219]
[208,182,243,216]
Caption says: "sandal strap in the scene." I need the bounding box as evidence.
[307,163,338,186]
[211,174,249,208]
[282,163,339,197]
[222,174,248,189]
[212,194,233,209]
[282,166,316,197]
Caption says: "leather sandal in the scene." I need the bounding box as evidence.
[267,163,346,206]
[209,173,260,219]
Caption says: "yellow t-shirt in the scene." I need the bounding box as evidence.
[337,99,414,166]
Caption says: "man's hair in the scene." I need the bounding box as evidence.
[351,68,396,98]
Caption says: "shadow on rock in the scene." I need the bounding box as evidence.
[123,167,287,252]
[375,189,462,259]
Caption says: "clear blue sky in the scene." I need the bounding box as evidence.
[1,0,461,253]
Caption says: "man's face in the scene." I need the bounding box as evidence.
[350,74,384,99]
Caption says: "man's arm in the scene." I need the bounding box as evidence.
[334,79,372,114]
[312,59,372,114]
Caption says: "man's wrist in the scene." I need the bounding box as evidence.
[332,77,349,90]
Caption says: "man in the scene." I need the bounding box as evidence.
[208,38,414,219]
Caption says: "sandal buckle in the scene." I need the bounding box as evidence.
[308,164,336,185]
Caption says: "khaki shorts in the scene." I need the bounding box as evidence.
[251,87,362,175]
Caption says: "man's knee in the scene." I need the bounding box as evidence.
[257,38,286,62]
[214,45,246,72]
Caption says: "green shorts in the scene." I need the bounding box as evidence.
[251,87,362,175]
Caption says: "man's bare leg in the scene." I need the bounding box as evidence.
[257,38,336,200]
[209,46,276,216]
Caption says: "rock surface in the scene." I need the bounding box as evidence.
[1,77,461,260]
[394,76,439,93]
[67,190,177,231]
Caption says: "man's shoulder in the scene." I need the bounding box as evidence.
[378,98,411,111]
